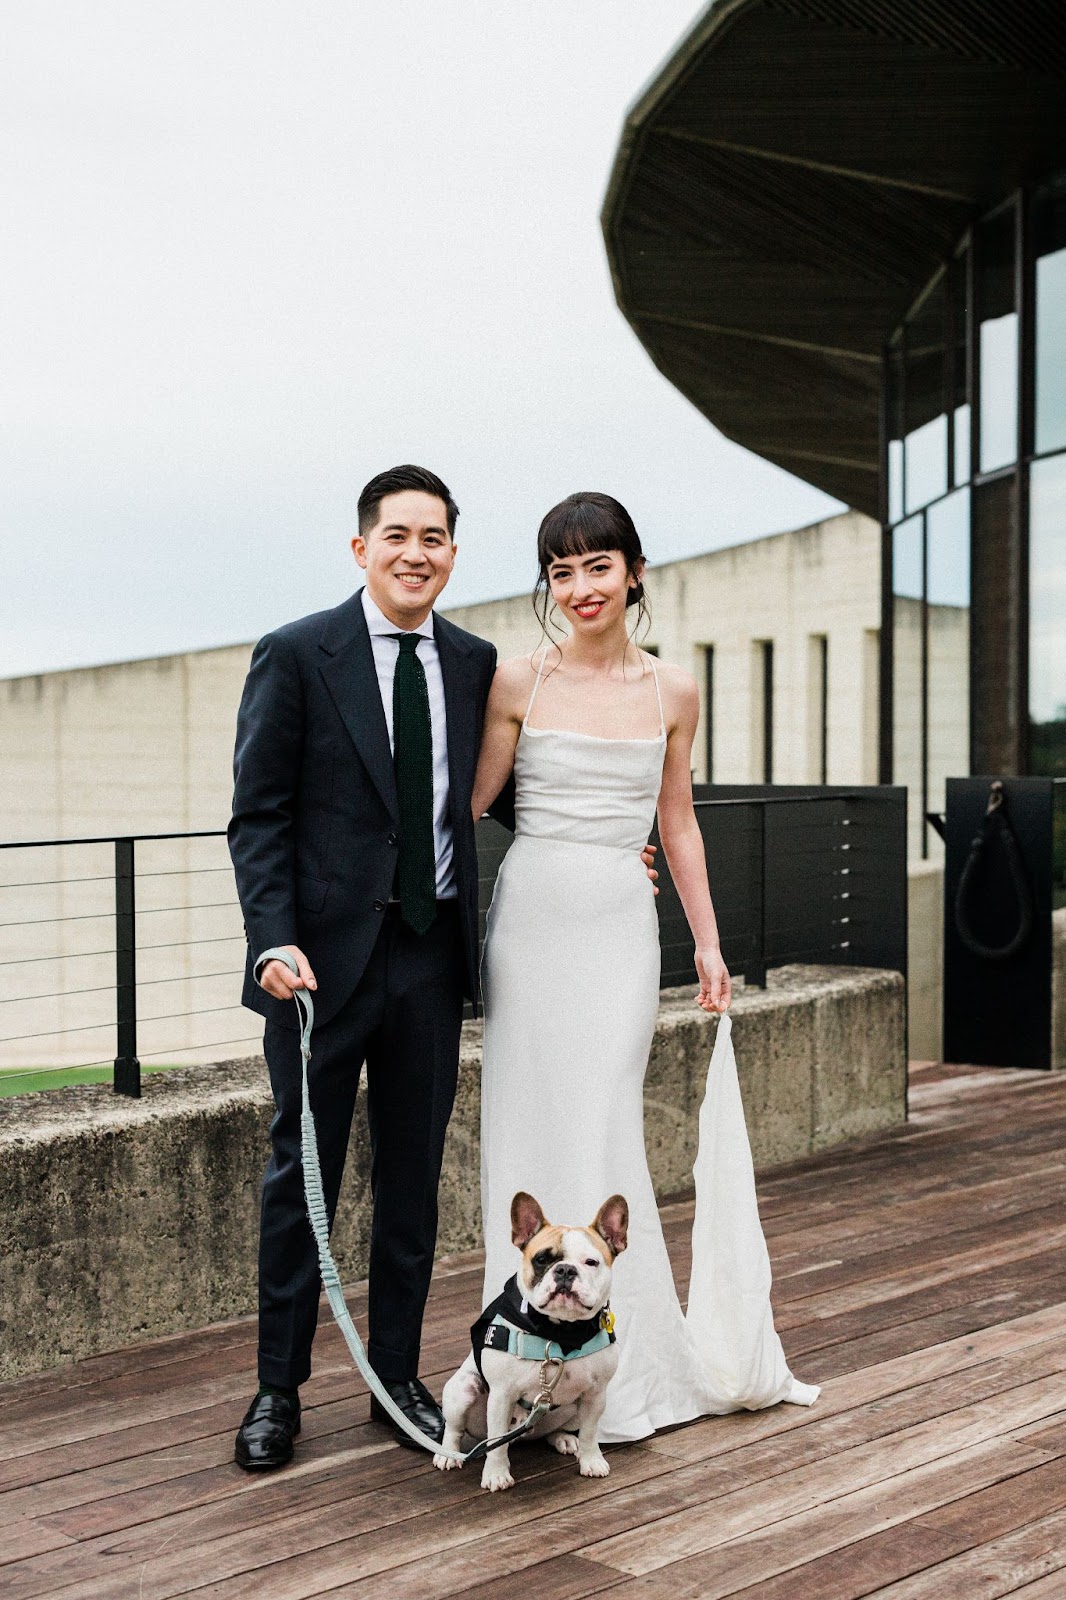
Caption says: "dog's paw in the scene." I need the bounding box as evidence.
[481,1463,515,1492]
[578,1450,611,1479]
[433,1452,463,1471]
[548,1431,579,1456]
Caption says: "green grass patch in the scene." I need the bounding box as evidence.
[0,1063,189,1098]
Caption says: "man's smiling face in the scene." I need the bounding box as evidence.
[352,489,457,628]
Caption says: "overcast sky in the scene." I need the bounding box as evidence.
[1,2,840,678]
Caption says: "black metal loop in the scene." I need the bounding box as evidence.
[953,783,1034,962]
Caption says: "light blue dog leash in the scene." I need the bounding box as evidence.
[258,947,558,1463]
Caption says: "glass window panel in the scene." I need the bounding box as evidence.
[885,343,905,522]
[906,413,948,512]
[903,271,948,512]
[927,488,971,849]
[977,207,1018,473]
[949,250,970,487]
[1036,250,1066,455]
[979,313,1019,471]
[893,512,924,601]
[1029,452,1066,774]
[953,403,971,482]
[1035,177,1066,457]
[889,438,904,523]
[927,485,970,609]
[892,513,925,856]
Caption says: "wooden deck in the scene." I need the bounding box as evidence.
[4,1060,1066,1599]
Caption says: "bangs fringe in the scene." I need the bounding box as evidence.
[538,500,628,564]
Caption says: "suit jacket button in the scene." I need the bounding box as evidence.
[373,899,386,912]
[388,832,398,846]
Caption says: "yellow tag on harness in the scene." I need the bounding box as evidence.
[599,1309,615,1335]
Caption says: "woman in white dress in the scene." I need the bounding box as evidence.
[470,492,817,1444]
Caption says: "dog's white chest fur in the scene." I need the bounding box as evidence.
[472,1342,617,1436]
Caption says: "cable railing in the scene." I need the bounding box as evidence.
[0,786,907,1099]
[0,831,253,1099]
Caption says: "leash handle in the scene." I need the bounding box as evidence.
[256,948,542,1464]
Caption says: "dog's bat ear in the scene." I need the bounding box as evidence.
[511,1191,547,1249]
[592,1194,629,1258]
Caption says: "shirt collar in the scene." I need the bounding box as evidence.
[361,586,435,641]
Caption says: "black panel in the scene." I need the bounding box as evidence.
[943,775,1054,1066]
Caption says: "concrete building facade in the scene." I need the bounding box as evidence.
[10,506,982,1068]
[2,508,883,845]
[2,508,908,1072]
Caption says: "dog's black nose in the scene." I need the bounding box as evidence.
[555,1263,578,1287]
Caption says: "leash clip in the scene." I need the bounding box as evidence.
[534,1354,565,1409]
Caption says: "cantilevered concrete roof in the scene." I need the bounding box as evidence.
[602,0,1066,516]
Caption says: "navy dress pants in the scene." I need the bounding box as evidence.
[257,903,465,1388]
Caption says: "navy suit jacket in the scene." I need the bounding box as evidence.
[228,588,504,1029]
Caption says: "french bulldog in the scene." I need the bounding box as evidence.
[434,1189,628,1492]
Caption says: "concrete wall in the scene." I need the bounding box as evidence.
[908,861,944,1062]
[1,645,250,841]
[0,964,905,1380]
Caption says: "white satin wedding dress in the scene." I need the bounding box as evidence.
[479,651,818,1443]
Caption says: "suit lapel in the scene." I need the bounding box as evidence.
[435,614,479,822]
[318,590,399,822]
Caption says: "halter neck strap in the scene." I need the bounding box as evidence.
[523,644,551,727]
[649,655,666,738]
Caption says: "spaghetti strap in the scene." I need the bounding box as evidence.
[523,645,551,728]
[649,655,666,738]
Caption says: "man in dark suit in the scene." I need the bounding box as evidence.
[228,464,504,1467]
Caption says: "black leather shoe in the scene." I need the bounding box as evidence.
[370,1378,445,1450]
[234,1391,301,1471]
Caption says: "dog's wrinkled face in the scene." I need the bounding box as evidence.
[510,1192,628,1324]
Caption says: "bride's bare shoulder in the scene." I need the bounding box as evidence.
[495,649,551,685]
[489,650,552,713]
[642,654,699,725]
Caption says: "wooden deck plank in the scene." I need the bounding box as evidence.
[850,1504,1066,1597]
[4,1300,1058,1539]
[2,1059,1065,1600]
[772,1216,1066,1332]
[1002,1575,1066,1598]
[660,1454,1066,1600]
[310,1442,1058,1600]
[569,1444,1060,1600]
[21,1447,671,1600]
[579,1380,1066,1575]
[30,1327,1066,1549]
[782,1251,1066,1366]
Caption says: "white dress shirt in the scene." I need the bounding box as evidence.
[361,587,456,899]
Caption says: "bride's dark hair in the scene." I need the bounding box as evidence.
[533,491,650,642]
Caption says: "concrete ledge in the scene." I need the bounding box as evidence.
[0,963,904,1381]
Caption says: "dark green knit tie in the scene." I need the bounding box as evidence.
[392,634,437,934]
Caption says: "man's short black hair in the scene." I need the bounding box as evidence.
[357,465,459,539]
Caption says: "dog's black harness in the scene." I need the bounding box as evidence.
[471,1275,616,1380]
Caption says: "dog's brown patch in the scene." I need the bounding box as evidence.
[522,1223,567,1289]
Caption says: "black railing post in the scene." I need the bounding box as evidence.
[748,803,768,988]
[113,837,141,1097]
